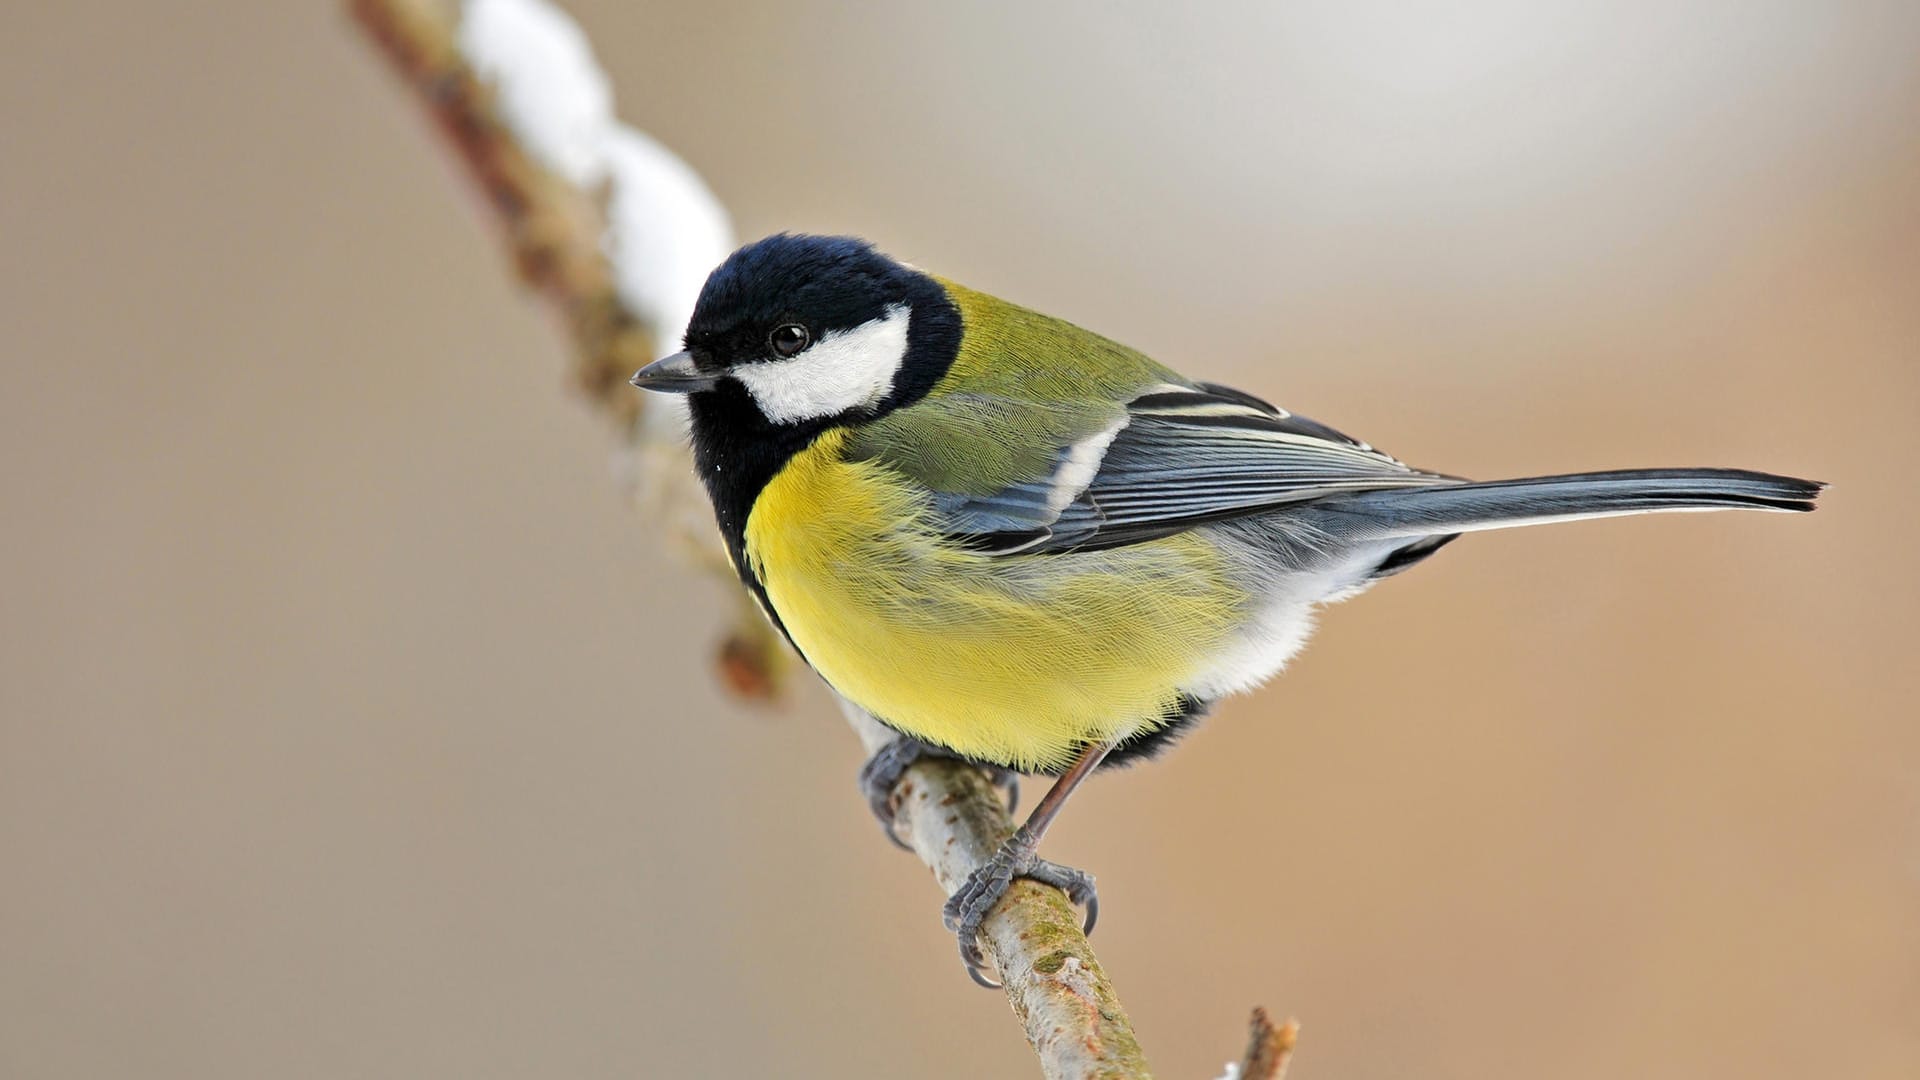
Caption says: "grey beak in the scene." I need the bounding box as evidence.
[629,351,720,393]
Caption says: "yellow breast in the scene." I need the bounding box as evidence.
[743,429,1243,772]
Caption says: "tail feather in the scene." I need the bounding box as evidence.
[1317,468,1823,540]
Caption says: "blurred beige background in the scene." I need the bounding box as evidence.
[3,2,1917,1077]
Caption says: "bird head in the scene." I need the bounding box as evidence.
[630,234,959,429]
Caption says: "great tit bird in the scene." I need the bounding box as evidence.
[631,233,1821,985]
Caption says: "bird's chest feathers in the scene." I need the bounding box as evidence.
[739,429,1242,772]
[741,431,948,624]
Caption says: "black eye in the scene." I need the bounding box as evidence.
[769,323,810,357]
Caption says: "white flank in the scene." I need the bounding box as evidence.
[1181,588,1322,701]
[458,0,614,186]
[733,305,913,424]
[1180,523,1398,701]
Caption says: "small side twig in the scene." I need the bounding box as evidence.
[1231,1007,1300,1080]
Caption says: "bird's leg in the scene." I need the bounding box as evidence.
[942,737,1116,988]
[857,736,1021,851]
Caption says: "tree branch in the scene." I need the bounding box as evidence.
[1228,1007,1300,1080]
[841,703,1150,1077]
[346,0,789,702]
[346,1,1161,1075]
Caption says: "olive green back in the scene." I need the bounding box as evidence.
[843,280,1186,496]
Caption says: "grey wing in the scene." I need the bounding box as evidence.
[935,382,1460,554]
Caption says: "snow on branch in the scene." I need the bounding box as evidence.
[347,0,786,697]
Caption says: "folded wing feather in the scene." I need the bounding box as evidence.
[931,383,1459,553]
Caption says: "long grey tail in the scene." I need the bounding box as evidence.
[1316,468,1823,541]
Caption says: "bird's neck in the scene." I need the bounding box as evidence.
[687,382,822,590]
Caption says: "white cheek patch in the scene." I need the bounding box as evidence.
[733,304,911,424]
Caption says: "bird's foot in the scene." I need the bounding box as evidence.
[857,737,1020,851]
[941,830,1098,988]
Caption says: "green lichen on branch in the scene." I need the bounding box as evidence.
[876,748,1152,1078]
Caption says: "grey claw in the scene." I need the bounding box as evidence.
[942,838,1099,988]
[1023,857,1099,937]
[859,738,1023,852]
[964,963,1002,990]
[856,738,923,851]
